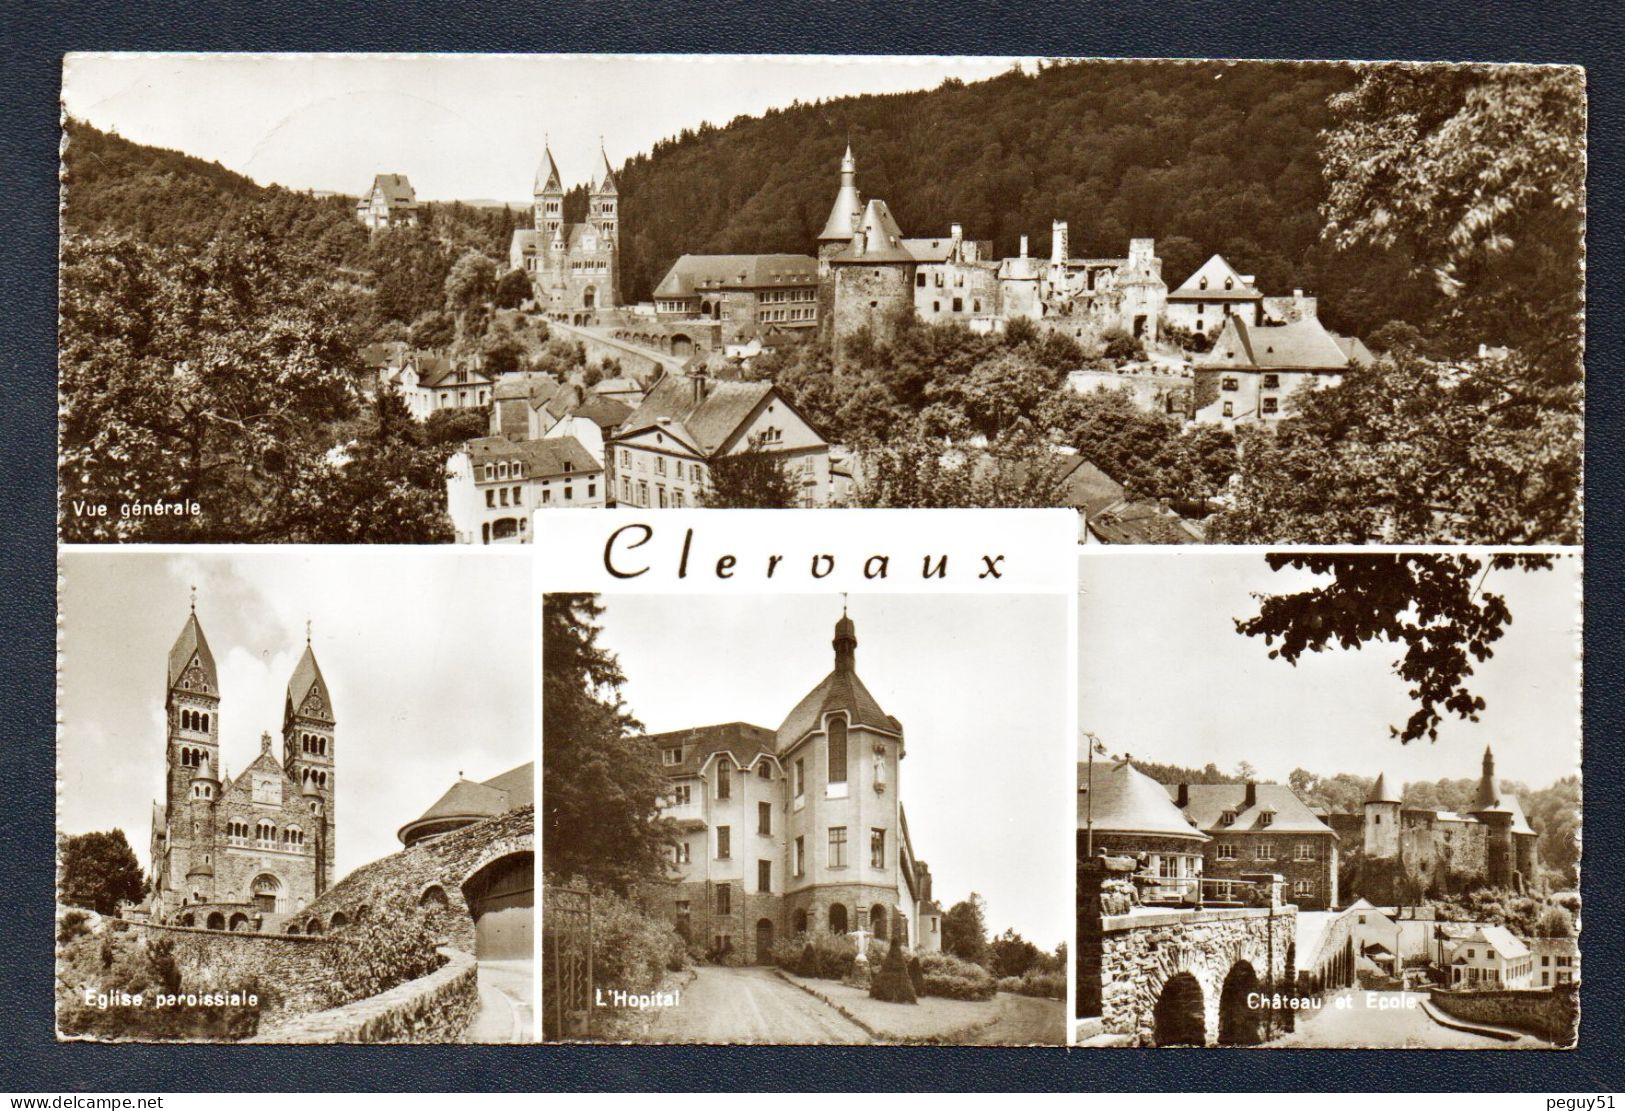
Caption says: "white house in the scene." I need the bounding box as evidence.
[1164,253,1264,335]
[446,435,604,544]
[1442,925,1535,990]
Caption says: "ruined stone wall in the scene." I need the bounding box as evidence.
[247,947,479,1044]
[1430,985,1578,1045]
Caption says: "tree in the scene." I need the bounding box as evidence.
[409,311,456,351]
[869,936,918,1004]
[59,228,359,542]
[987,928,1041,979]
[59,831,145,916]
[493,268,533,310]
[423,407,490,446]
[941,893,989,966]
[481,327,524,376]
[1208,351,1581,545]
[541,594,677,891]
[444,251,497,317]
[701,436,797,508]
[1235,552,1553,742]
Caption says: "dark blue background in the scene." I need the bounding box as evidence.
[4,0,1620,1091]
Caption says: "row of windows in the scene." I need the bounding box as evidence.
[917,271,969,288]
[758,288,816,304]
[569,260,610,271]
[297,732,328,756]
[483,460,527,481]
[300,767,329,788]
[1213,840,1319,861]
[1220,374,1283,392]
[179,709,212,733]
[758,306,815,323]
[621,450,705,484]
[1219,398,1280,419]
[928,297,984,315]
[480,518,529,543]
[177,745,210,769]
[223,820,308,849]
[621,478,687,508]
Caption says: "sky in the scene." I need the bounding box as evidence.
[592,593,1072,949]
[61,54,1030,202]
[58,549,534,879]
[1078,551,1582,792]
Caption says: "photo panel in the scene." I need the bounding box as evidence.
[537,508,1076,1044]
[55,547,538,1043]
[1074,549,1582,1048]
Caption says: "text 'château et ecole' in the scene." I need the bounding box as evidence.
[602,523,1008,582]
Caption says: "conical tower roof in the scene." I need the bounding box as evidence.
[592,146,618,194]
[285,642,334,724]
[1366,772,1401,804]
[1472,745,1510,813]
[1081,760,1208,842]
[534,148,563,194]
[167,609,218,696]
[818,144,863,243]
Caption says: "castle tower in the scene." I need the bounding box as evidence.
[534,146,565,241]
[1469,745,1515,888]
[159,597,221,914]
[1363,771,1402,858]
[282,633,336,897]
[817,145,864,339]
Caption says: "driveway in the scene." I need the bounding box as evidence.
[466,959,535,1043]
[643,965,871,1044]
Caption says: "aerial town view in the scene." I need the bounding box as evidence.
[1075,551,1581,1048]
[57,55,1582,544]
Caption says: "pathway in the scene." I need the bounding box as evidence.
[1270,989,1551,1048]
[642,965,871,1045]
[466,959,535,1043]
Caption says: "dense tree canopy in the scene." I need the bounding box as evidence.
[59,830,146,916]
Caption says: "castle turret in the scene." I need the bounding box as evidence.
[817,145,865,340]
[1469,746,1516,888]
[1363,771,1402,858]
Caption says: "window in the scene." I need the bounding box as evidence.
[757,762,771,780]
[1259,810,1274,827]
[758,801,771,836]
[673,842,691,865]
[1216,842,1237,860]
[1255,841,1275,861]
[655,457,666,476]
[716,826,731,860]
[621,477,630,501]
[619,450,630,468]
[1220,810,1237,827]
[672,490,683,507]
[1294,879,1314,898]
[1262,397,1279,415]
[1262,374,1280,389]
[663,745,682,766]
[588,482,597,499]
[1222,402,1234,418]
[828,716,848,784]
[870,828,885,869]
[716,760,731,799]
[795,836,806,877]
[1295,843,1316,862]
[672,784,691,806]
[1222,376,1239,392]
[716,884,731,916]
[916,273,926,288]
[952,297,963,313]
[485,489,495,508]
[794,758,805,798]
[638,480,649,506]
[829,826,847,868]
[499,487,509,507]
[758,860,772,894]
[656,486,665,507]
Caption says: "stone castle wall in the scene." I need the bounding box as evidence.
[832,263,914,347]
[130,921,338,1013]
[247,947,479,1044]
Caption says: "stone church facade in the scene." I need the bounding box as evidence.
[148,603,335,932]
[637,611,944,964]
[509,144,620,322]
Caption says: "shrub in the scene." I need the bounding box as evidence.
[908,955,926,997]
[58,910,90,945]
[326,892,441,1004]
[1102,327,1145,363]
[869,938,917,1004]
[584,887,684,997]
[1007,970,1066,1000]
[917,951,995,1001]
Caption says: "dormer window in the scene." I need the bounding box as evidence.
[1259,810,1275,827]
[662,746,683,766]
[1224,277,1234,290]
[1220,810,1237,827]
[1199,277,1208,290]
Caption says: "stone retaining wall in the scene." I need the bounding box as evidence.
[1429,985,1578,1046]
[247,948,479,1044]
[129,920,338,1013]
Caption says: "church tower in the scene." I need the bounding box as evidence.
[282,632,336,897]
[159,596,221,914]
[586,144,620,310]
[534,146,565,241]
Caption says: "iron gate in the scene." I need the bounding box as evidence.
[542,885,593,1040]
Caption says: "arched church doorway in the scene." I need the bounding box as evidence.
[583,287,597,310]
[251,873,281,913]
[205,912,225,931]
[463,850,534,961]
[1153,972,1206,1046]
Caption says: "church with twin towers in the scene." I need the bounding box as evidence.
[147,598,336,932]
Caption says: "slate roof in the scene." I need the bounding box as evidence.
[615,376,776,458]
[1213,317,1359,371]
[1503,794,1538,837]
[398,761,533,844]
[365,174,418,207]
[644,722,777,778]
[653,254,818,298]
[1474,925,1532,960]
[464,435,601,478]
[1170,783,1337,835]
[593,147,618,194]
[1367,772,1401,804]
[1168,254,1259,300]
[493,373,561,404]
[830,199,914,263]
[1079,760,1208,841]
[1086,499,1203,545]
[818,145,864,242]
[167,611,218,693]
[535,149,563,193]
[286,644,333,723]
[570,396,633,432]
[776,620,901,752]
[1053,457,1128,518]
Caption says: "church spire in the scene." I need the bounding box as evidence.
[833,607,857,673]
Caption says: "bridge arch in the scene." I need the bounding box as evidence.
[1218,959,1266,1045]
[1153,972,1206,1046]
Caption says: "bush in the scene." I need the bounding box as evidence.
[869,938,917,1004]
[908,955,926,997]
[326,892,441,1004]
[917,951,995,1001]
[1102,327,1145,363]
[58,910,90,945]
[768,931,884,979]
[583,888,685,997]
[1003,970,1065,1000]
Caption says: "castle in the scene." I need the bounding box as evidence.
[508,144,620,323]
[816,146,1168,349]
[1329,746,1540,904]
[147,600,335,931]
[638,610,943,964]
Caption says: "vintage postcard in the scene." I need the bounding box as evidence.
[56,54,1583,544]
[55,548,536,1043]
[1074,550,1581,1048]
[536,509,1075,1044]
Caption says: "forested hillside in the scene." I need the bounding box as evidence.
[613,59,1436,338]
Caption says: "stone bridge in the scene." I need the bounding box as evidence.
[546,319,689,381]
[1079,857,1298,1046]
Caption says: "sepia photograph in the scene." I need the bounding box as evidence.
[1074,550,1581,1048]
[55,549,536,1043]
[541,592,1072,1044]
[58,54,1583,544]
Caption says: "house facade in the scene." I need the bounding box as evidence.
[356,174,420,230]
[1443,925,1535,989]
[1169,781,1340,911]
[637,612,942,963]
[652,254,820,346]
[445,435,604,544]
[1192,315,1374,427]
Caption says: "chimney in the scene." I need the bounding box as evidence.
[950,222,963,246]
[1176,783,1189,809]
[1245,781,1257,809]
[851,229,865,257]
[691,369,709,404]
[1019,234,1029,259]
[1051,220,1069,266]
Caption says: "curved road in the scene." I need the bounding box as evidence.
[644,966,871,1044]
[466,959,535,1043]
[1272,989,1550,1048]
